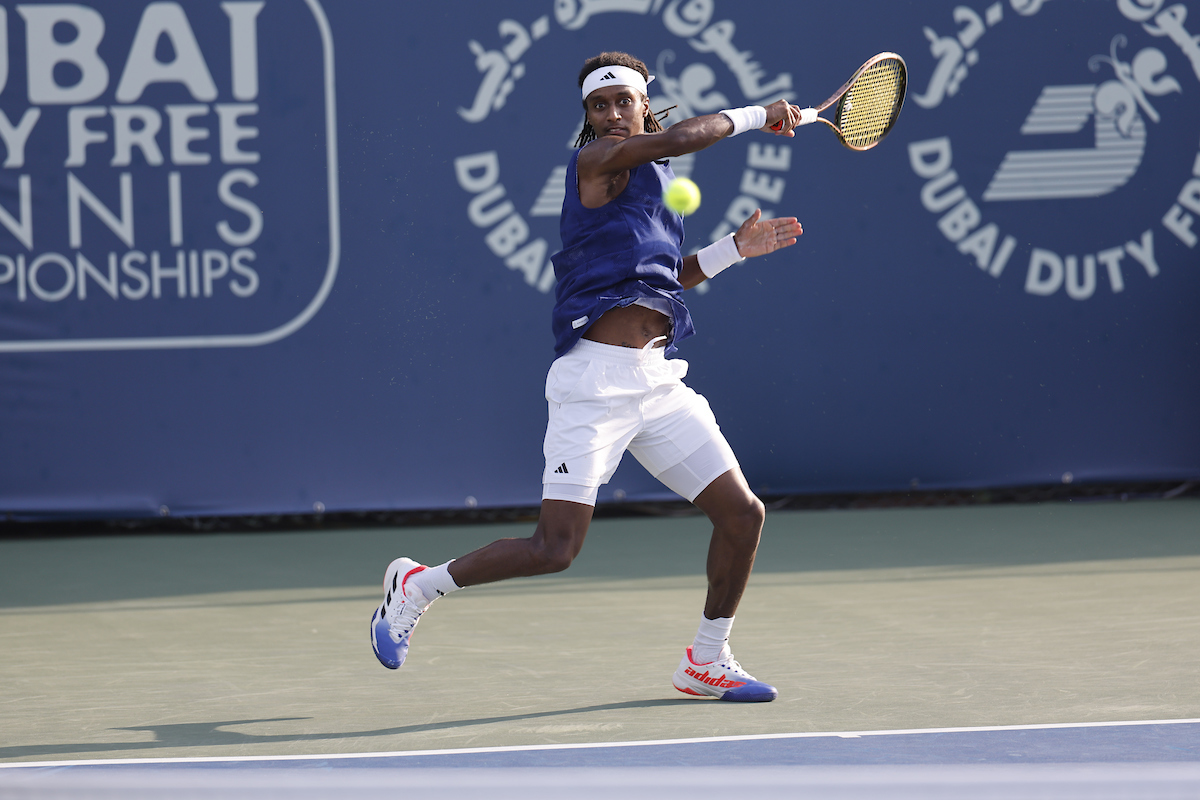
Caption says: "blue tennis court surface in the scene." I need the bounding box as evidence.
[3,721,1197,798]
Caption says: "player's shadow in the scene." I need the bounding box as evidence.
[0,698,696,761]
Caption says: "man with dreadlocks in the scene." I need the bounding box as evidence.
[372,51,804,702]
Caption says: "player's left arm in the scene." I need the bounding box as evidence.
[679,209,803,290]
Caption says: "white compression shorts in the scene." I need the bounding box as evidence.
[541,338,740,506]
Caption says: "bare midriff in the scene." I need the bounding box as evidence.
[582,304,670,349]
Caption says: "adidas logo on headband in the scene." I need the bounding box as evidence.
[582,64,654,100]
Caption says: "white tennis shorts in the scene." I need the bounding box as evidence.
[542,338,739,505]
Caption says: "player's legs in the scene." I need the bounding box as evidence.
[627,373,775,701]
[371,499,595,669]
[645,441,765,623]
[668,464,774,702]
[447,498,594,586]
[372,498,596,670]
[428,337,642,588]
[691,467,765,620]
[664,464,774,702]
[447,339,658,587]
[627,380,764,619]
[372,341,642,670]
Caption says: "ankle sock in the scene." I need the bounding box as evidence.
[409,560,462,601]
[691,614,734,664]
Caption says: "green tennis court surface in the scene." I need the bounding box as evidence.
[2,499,1198,764]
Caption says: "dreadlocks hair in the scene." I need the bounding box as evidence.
[574,51,674,148]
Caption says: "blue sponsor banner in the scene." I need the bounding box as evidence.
[0,0,1196,518]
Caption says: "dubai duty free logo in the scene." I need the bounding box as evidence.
[452,0,797,296]
[907,0,1200,301]
[0,0,339,353]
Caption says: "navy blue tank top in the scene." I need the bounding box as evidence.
[550,148,695,358]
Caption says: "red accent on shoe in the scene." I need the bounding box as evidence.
[400,565,427,594]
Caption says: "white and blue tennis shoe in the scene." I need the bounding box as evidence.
[370,557,434,669]
[672,646,778,702]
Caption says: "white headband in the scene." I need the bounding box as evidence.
[581,64,654,101]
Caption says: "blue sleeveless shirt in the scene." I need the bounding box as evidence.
[550,148,695,358]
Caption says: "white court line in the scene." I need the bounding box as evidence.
[1,718,1197,770]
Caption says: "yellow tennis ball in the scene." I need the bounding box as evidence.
[663,177,701,216]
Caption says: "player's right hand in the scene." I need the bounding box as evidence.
[762,99,801,136]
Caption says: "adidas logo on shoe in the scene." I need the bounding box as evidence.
[683,666,746,690]
[672,646,777,702]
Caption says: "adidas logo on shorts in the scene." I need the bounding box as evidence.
[554,463,569,474]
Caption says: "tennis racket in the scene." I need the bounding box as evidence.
[771,52,907,151]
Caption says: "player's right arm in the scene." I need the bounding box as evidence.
[581,99,800,179]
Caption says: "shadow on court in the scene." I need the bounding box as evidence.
[0,700,688,761]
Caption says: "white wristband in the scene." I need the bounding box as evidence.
[719,105,767,136]
[697,233,743,279]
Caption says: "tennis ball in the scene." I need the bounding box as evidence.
[663,177,701,215]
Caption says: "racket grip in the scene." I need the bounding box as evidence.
[770,107,819,131]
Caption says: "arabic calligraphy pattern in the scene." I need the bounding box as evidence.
[914,3,1019,109]
[460,0,792,125]
[1142,4,1200,81]
[453,0,797,299]
[458,16,550,123]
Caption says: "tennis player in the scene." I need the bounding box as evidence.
[373,51,803,702]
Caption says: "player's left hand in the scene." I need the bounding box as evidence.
[733,209,803,258]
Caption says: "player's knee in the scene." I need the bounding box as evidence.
[741,496,765,539]
[527,533,579,574]
[532,544,575,574]
[528,506,590,574]
[744,496,763,527]
[545,552,575,574]
[721,494,764,545]
[747,495,766,530]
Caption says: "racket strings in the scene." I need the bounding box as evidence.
[837,59,904,149]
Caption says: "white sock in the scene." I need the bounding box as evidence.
[409,560,462,601]
[691,614,734,664]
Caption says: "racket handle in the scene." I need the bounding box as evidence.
[770,107,819,131]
